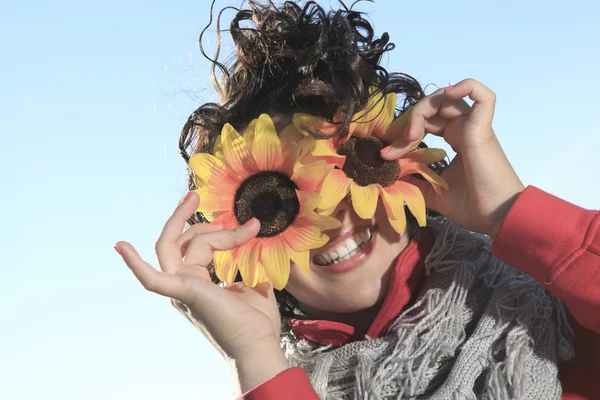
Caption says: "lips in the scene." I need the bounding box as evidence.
[313,227,373,266]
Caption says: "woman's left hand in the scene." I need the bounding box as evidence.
[381,78,525,237]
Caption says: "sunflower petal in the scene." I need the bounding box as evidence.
[210,210,238,230]
[318,204,338,216]
[391,181,427,226]
[298,213,342,231]
[378,184,405,220]
[311,139,346,168]
[401,148,447,165]
[243,119,258,143]
[388,213,408,234]
[214,250,238,285]
[369,92,397,138]
[297,190,322,214]
[292,160,333,192]
[261,237,291,290]
[196,188,232,214]
[279,123,305,146]
[399,162,449,194]
[221,123,255,176]
[285,243,311,278]
[283,220,329,253]
[189,153,229,185]
[382,106,412,144]
[349,182,379,219]
[213,136,224,160]
[252,114,283,170]
[319,169,352,210]
[293,113,345,138]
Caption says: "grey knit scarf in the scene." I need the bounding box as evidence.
[280,219,574,400]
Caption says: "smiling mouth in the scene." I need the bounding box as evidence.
[313,227,373,266]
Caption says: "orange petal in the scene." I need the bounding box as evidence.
[378,185,405,221]
[282,220,329,253]
[221,123,255,177]
[349,182,379,219]
[399,162,449,194]
[319,169,352,210]
[261,237,291,290]
[401,148,447,166]
[293,113,344,138]
[390,181,427,226]
[214,250,238,285]
[252,114,283,170]
[292,160,333,192]
[210,210,238,230]
[382,106,412,144]
[284,242,310,278]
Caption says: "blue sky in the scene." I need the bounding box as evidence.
[1,0,599,399]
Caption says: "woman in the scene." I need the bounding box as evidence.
[115,2,600,399]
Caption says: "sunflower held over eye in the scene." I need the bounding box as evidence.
[189,114,341,290]
[292,91,449,234]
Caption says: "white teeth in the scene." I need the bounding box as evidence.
[345,237,358,252]
[314,228,374,266]
[336,246,349,257]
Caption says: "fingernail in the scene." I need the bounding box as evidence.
[444,85,455,92]
[210,220,223,227]
[244,217,258,227]
[184,192,193,201]
[114,244,122,256]
[380,145,391,155]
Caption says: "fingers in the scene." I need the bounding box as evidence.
[117,241,205,304]
[381,88,471,161]
[444,79,496,127]
[182,218,261,267]
[176,222,225,264]
[155,192,200,271]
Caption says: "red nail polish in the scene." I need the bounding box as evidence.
[245,217,258,226]
[184,192,193,201]
[380,146,391,154]
[444,85,455,92]
[114,244,122,255]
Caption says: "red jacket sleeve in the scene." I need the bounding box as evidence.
[491,186,600,333]
[240,367,319,400]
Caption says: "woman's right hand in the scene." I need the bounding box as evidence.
[115,192,288,389]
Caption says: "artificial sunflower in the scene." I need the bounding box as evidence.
[292,91,449,234]
[189,114,341,290]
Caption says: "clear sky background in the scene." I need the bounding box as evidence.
[1,0,599,399]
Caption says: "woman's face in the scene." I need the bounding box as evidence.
[285,197,411,314]
[263,115,412,315]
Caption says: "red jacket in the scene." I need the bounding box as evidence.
[243,187,600,400]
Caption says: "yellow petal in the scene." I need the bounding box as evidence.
[298,213,342,231]
[280,123,305,144]
[402,148,447,165]
[388,213,408,234]
[214,251,238,285]
[318,204,338,216]
[297,191,322,214]
[285,243,310,278]
[195,188,231,214]
[293,113,343,138]
[252,114,283,170]
[243,119,258,143]
[283,221,329,253]
[392,181,427,226]
[382,106,412,144]
[319,169,352,210]
[349,182,379,219]
[213,136,224,160]
[368,92,397,138]
[378,185,405,221]
[261,238,291,290]
[189,153,225,185]
[311,139,346,168]
[399,162,449,194]
[221,123,255,177]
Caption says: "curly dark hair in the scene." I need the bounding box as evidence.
[178,0,444,318]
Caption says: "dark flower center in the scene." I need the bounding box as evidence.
[337,136,400,187]
[234,171,300,237]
